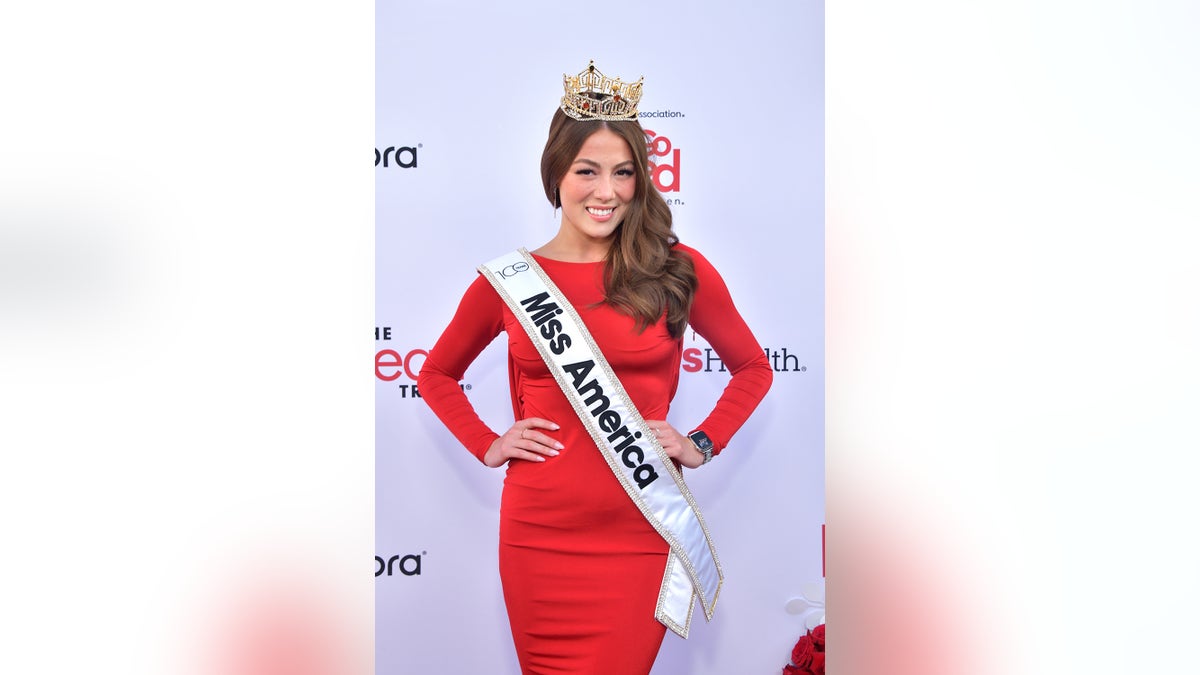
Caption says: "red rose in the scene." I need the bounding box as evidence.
[791,634,815,667]
[787,624,826,675]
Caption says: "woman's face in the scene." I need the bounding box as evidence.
[557,127,637,248]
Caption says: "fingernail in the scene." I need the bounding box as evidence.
[537,456,547,462]
[554,442,564,450]
[551,424,560,430]
[548,449,560,456]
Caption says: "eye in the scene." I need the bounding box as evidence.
[616,168,635,177]
[574,168,595,175]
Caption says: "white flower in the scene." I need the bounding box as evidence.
[784,580,826,630]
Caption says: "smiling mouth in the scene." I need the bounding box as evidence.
[586,207,615,217]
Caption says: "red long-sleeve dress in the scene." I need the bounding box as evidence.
[417,244,772,674]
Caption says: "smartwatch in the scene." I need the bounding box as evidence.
[687,430,714,465]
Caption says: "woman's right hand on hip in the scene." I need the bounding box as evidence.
[483,418,564,467]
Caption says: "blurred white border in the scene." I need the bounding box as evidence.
[829,1,1199,673]
[3,1,1197,673]
[1,2,374,674]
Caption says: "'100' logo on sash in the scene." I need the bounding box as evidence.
[519,292,660,489]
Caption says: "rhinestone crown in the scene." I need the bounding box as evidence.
[560,60,644,121]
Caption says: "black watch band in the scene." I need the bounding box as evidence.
[687,430,714,464]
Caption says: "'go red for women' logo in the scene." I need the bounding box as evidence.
[644,129,680,193]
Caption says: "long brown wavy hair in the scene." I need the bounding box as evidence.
[540,109,697,338]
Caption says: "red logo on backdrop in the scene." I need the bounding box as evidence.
[375,347,427,382]
[680,332,808,374]
[644,129,680,193]
[376,325,470,398]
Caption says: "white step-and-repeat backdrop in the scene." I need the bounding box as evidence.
[376,2,823,672]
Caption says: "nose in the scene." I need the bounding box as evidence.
[593,174,615,200]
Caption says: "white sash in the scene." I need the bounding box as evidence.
[479,248,723,639]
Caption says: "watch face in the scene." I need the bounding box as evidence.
[689,431,713,451]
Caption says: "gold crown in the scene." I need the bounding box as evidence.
[560,60,644,121]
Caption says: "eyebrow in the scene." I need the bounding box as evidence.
[572,158,636,168]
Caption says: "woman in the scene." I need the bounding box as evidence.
[417,62,772,674]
